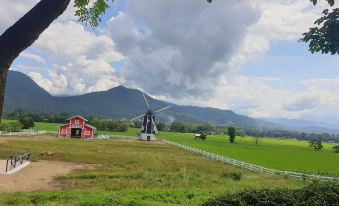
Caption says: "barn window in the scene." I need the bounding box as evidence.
[75,120,79,124]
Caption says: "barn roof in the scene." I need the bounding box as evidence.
[85,124,97,130]
[59,123,70,127]
[67,116,88,121]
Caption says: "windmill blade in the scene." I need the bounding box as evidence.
[142,92,150,109]
[154,106,170,113]
[130,114,145,122]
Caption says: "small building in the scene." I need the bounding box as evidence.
[58,116,96,139]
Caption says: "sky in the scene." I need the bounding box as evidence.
[1,0,339,124]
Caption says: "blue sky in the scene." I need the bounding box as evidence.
[1,0,339,123]
[241,41,339,92]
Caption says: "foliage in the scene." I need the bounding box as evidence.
[309,139,323,150]
[4,109,70,124]
[18,116,34,129]
[74,0,112,27]
[333,145,339,153]
[301,0,339,54]
[202,182,339,206]
[228,127,236,143]
[88,116,128,132]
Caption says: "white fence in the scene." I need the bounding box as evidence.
[0,130,56,136]
[162,139,339,182]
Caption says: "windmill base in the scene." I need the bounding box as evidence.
[140,133,156,141]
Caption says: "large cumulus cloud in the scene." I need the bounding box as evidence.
[106,0,260,98]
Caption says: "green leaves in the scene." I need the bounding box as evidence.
[310,0,335,6]
[301,8,339,55]
[74,0,113,27]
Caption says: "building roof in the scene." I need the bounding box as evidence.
[59,123,70,127]
[67,116,88,121]
[85,124,97,130]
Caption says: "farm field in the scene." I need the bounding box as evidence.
[0,136,299,206]
[158,132,339,175]
[27,121,339,175]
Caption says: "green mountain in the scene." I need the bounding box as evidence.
[4,70,280,129]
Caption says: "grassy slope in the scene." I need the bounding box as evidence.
[0,137,299,206]
[32,122,339,174]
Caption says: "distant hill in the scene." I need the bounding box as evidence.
[261,118,339,134]
[1,71,296,131]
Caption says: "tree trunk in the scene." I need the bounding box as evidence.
[0,0,71,120]
[0,62,9,123]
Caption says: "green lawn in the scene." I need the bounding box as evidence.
[158,132,339,175]
[0,136,299,206]
[23,121,339,175]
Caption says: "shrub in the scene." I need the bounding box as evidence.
[220,172,242,181]
[333,145,339,153]
[19,117,35,129]
[309,139,323,151]
[202,182,339,206]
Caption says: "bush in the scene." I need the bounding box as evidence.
[202,182,339,206]
[19,117,35,129]
[333,145,339,153]
[309,139,323,151]
[220,172,242,181]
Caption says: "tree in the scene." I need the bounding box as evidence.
[19,117,35,129]
[309,139,323,150]
[301,0,339,54]
[228,127,236,143]
[333,145,339,153]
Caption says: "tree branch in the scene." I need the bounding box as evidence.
[0,0,71,67]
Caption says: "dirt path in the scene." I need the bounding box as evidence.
[0,161,89,192]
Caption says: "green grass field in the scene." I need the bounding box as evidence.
[158,132,339,175]
[27,121,339,175]
[0,137,300,205]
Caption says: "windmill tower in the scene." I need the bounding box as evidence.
[130,92,170,141]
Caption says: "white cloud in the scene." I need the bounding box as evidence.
[20,20,123,95]
[0,0,38,34]
[20,51,46,64]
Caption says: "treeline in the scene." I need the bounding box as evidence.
[246,129,339,143]
[4,109,69,123]
[135,121,339,143]
[87,117,128,132]
[4,109,128,132]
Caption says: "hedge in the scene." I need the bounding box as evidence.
[202,182,338,206]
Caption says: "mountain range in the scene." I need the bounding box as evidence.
[4,70,339,134]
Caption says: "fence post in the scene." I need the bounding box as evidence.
[5,159,8,172]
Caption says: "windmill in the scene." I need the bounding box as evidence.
[130,92,170,141]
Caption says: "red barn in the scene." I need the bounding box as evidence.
[58,116,96,139]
